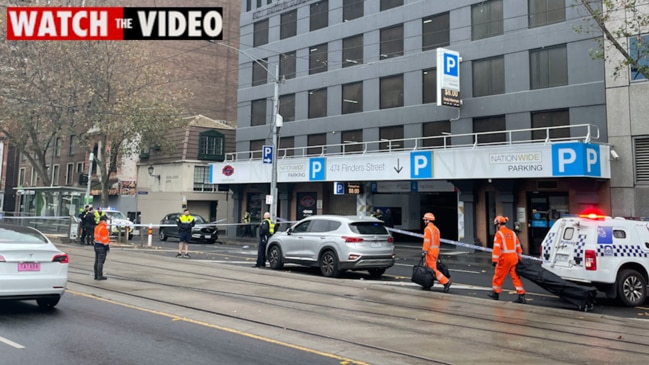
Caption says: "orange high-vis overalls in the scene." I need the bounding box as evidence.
[422,222,449,285]
[491,226,525,294]
[94,221,110,245]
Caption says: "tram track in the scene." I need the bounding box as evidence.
[65,247,649,364]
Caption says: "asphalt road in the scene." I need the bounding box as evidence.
[116,234,649,318]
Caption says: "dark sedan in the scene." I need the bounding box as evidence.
[158,213,217,244]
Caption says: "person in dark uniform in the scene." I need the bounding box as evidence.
[254,212,274,268]
[176,209,195,258]
[78,205,90,244]
[83,206,97,245]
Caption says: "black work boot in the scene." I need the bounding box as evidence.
[487,291,499,300]
[443,280,452,293]
[514,294,527,304]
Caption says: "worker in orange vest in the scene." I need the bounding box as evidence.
[93,215,110,280]
[488,216,526,303]
[421,212,452,293]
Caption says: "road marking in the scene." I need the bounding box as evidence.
[68,290,370,365]
[0,336,25,349]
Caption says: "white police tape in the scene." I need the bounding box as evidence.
[387,226,542,262]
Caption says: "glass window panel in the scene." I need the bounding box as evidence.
[251,99,267,126]
[422,12,450,51]
[472,0,503,40]
[529,0,565,28]
[473,56,505,97]
[380,0,403,11]
[531,109,570,140]
[380,75,403,109]
[422,121,451,148]
[342,34,363,68]
[250,139,265,159]
[342,129,363,153]
[279,136,295,157]
[530,45,567,89]
[379,126,403,151]
[310,0,328,31]
[630,34,649,81]
[253,19,269,47]
[280,51,296,80]
[423,68,437,104]
[380,25,403,59]
[279,94,295,122]
[280,10,297,39]
[309,43,328,74]
[252,58,268,87]
[307,133,326,155]
[342,82,363,114]
[309,89,327,119]
[343,0,363,21]
[473,116,506,144]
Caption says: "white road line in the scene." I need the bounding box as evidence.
[0,336,25,349]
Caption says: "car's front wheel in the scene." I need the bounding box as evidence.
[617,269,647,307]
[320,250,340,278]
[268,244,284,270]
[368,268,386,278]
[159,230,167,241]
[36,297,60,309]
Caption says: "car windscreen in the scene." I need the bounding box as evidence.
[193,215,207,224]
[105,211,127,220]
[0,227,48,243]
[349,222,389,235]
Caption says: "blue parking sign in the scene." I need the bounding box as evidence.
[262,145,273,164]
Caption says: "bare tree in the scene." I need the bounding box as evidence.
[574,0,649,79]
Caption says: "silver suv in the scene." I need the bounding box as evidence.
[266,215,395,278]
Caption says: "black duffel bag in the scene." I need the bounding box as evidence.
[412,256,435,289]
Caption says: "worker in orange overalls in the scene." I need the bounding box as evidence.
[488,216,526,303]
[93,215,110,281]
[421,212,452,293]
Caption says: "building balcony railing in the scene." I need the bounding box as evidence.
[227,123,600,162]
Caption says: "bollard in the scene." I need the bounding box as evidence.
[147,224,153,247]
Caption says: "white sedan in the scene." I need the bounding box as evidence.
[0,224,69,309]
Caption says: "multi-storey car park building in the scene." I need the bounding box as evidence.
[215,0,612,254]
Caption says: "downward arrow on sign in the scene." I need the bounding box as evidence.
[394,159,403,173]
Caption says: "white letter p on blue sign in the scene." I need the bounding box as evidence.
[444,53,459,77]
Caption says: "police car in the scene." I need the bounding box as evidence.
[541,211,649,307]
[103,208,139,240]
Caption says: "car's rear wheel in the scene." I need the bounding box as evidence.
[617,269,647,307]
[320,251,340,278]
[368,268,386,278]
[36,297,60,309]
[159,230,167,241]
[268,244,284,270]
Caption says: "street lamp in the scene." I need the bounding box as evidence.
[209,41,282,222]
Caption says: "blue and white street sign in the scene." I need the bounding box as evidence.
[309,157,326,181]
[262,145,273,164]
[333,182,344,195]
[436,47,461,107]
[410,151,433,179]
[552,143,602,177]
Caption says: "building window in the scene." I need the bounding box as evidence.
[307,133,326,155]
[309,43,328,74]
[280,51,296,80]
[473,56,505,97]
[253,19,269,47]
[280,10,297,39]
[423,68,437,104]
[55,138,62,157]
[252,58,268,87]
[635,137,649,183]
[380,75,403,109]
[422,121,451,148]
[66,163,74,185]
[19,168,25,186]
[342,82,363,114]
[198,130,225,161]
[246,0,251,12]
[380,24,403,59]
[308,89,327,119]
[342,129,363,153]
[251,99,267,126]
[32,167,38,186]
[474,116,506,144]
[380,0,403,11]
[279,94,295,122]
[630,34,649,81]
[279,136,295,157]
[379,126,403,151]
[69,135,77,156]
[531,109,570,140]
[342,34,363,68]
[472,0,503,40]
[529,0,565,28]
[250,139,265,159]
[422,12,450,51]
[343,0,363,21]
[193,165,218,192]
[52,165,60,185]
[530,44,568,89]
[76,162,84,174]
[310,0,328,31]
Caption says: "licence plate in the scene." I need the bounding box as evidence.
[370,242,381,248]
[555,254,569,262]
[205,235,211,239]
[18,262,40,272]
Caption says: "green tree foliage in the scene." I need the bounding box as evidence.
[0,0,190,206]
[575,0,649,79]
